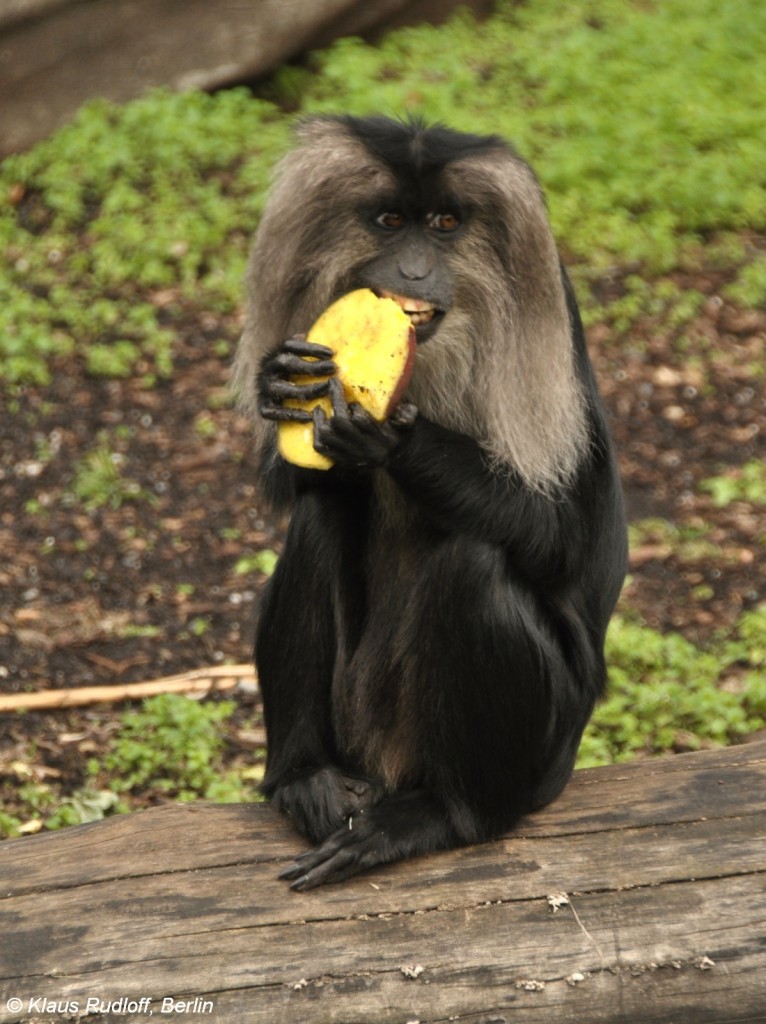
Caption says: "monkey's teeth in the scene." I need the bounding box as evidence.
[408,309,435,326]
[379,290,437,326]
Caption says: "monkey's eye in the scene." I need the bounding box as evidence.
[375,212,407,231]
[427,212,461,233]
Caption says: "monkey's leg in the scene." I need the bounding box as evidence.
[257,489,382,843]
[276,540,594,889]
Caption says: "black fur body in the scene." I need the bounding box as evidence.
[236,116,628,888]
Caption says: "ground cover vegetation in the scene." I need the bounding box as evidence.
[1,0,764,835]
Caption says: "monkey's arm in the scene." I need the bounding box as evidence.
[316,396,610,585]
[390,416,583,552]
[400,415,627,600]
[260,344,617,587]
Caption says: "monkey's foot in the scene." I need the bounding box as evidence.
[279,790,458,890]
[270,766,383,844]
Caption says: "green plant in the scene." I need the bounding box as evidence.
[85,340,142,378]
[728,606,766,667]
[725,254,766,308]
[119,624,161,639]
[234,549,279,576]
[194,413,218,440]
[0,89,289,387]
[4,0,766,392]
[628,517,741,566]
[0,810,23,839]
[91,693,250,801]
[578,613,766,766]
[700,460,766,507]
[0,780,122,837]
[218,527,242,541]
[70,436,152,510]
[45,788,124,830]
[297,0,766,272]
[582,274,706,336]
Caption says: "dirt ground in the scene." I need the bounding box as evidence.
[1,261,764,818]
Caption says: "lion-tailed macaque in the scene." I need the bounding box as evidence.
[234,115,627,889]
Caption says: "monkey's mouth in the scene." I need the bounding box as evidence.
[378,290,442,332]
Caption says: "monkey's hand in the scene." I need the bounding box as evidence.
[270,767,384,845]
[312,377,417,470]
[258,337,337,423]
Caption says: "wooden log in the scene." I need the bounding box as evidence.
[1,740,765,1023]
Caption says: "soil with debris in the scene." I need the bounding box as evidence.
[1,263,764,820]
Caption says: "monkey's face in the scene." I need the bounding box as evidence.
[354,206,460,344]
[247,116,538,352]
[240,114,587,490]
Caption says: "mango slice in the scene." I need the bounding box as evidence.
[278,289,416,469]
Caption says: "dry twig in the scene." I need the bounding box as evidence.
[0,665,257,712]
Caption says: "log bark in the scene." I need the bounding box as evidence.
[1,740,764,1022]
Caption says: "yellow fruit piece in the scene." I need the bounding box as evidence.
[278,289,416,470]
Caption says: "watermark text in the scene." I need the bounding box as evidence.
[5,996,215,1017]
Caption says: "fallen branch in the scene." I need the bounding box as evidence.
[0,664,257,712]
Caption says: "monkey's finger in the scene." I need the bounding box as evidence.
[283,338,335,360]
[327,377,351,419]
[278,842,334,881]
[348,403,381,433]
[312,407,354,459]
[269,352,337,378]
[278,860,307,882]
[268,378,331,401]
[259,401,313,423]
[283,844,332,871]
[287,845,363,891]
[312,404,332,452]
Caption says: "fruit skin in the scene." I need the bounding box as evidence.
[278,289,416,470]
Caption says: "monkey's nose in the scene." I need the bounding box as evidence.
[397,253,434,281]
